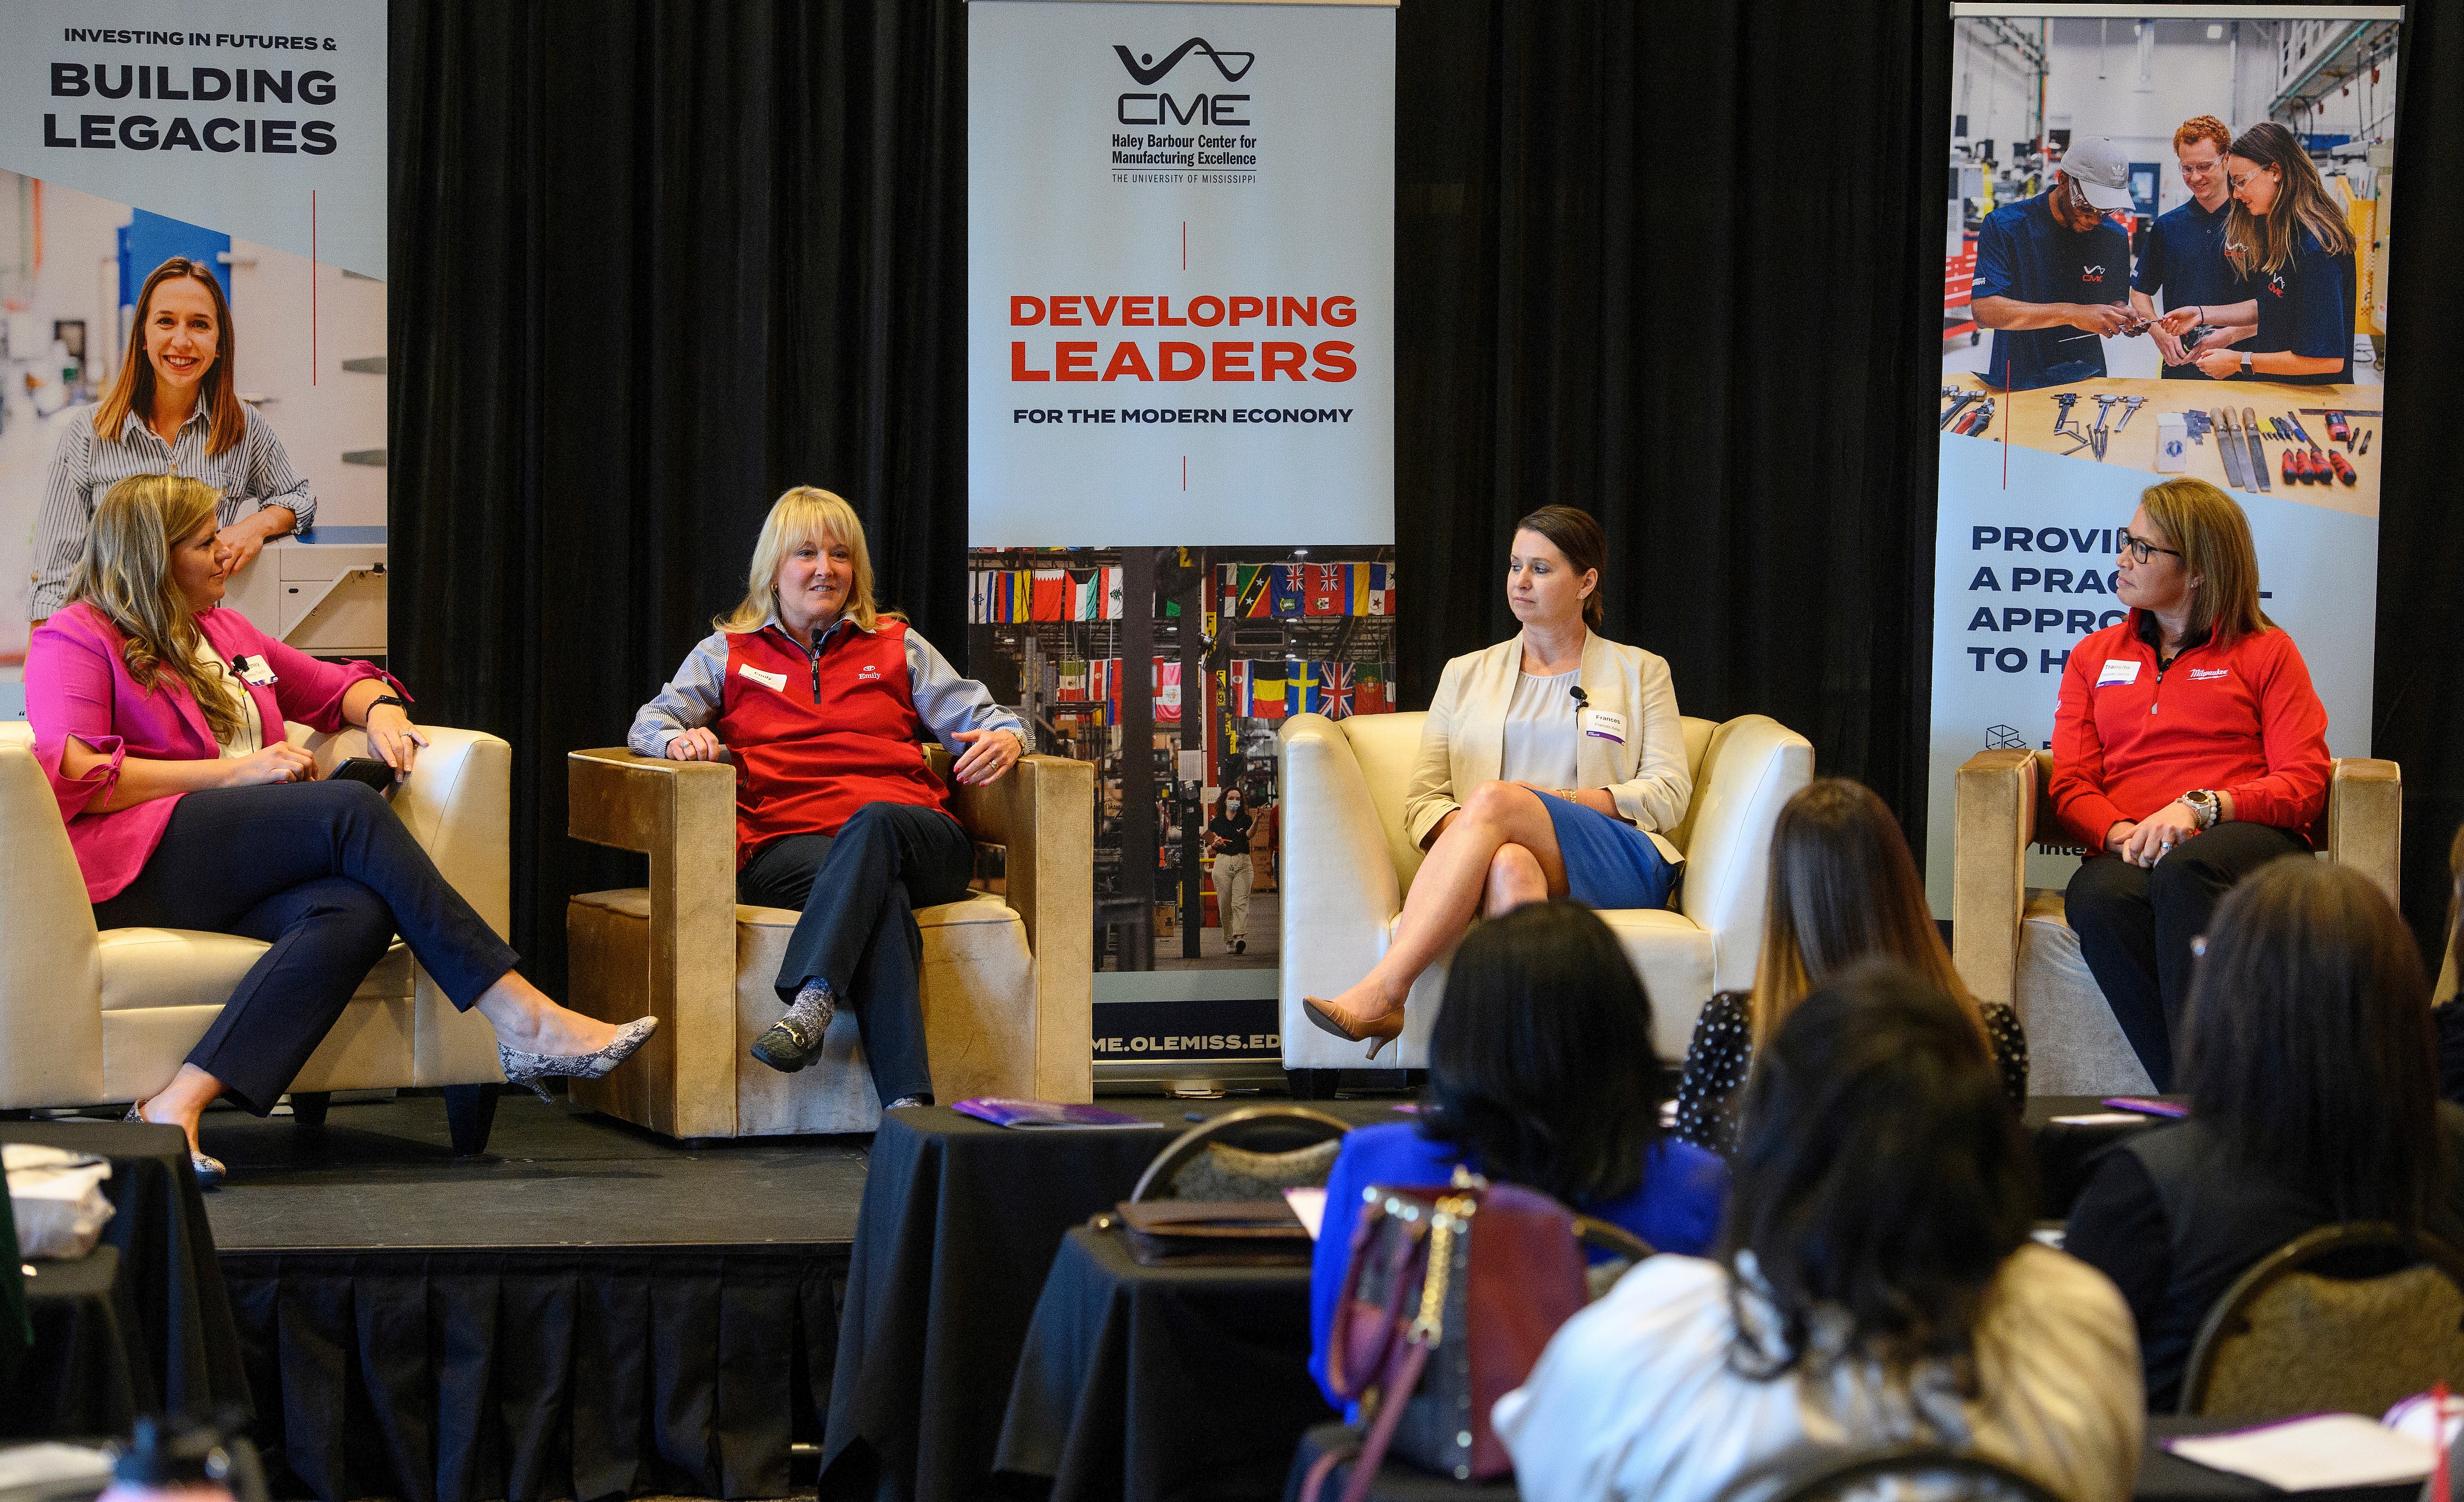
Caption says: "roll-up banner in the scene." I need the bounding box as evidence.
[1924,4,2396,913]
[0,0,387,665]
[969,0,1395,1060]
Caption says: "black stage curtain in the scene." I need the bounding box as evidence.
[221,1250,843,1502]
[393,0,2464,983]
[391,0,969,988]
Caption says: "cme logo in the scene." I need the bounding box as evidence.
[1114,36,1252,126]
[2080,264,2106,282]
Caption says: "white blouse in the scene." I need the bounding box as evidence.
[1496,1246,2144,1502]
[1497,668,1580,790]
[187,635,264,759]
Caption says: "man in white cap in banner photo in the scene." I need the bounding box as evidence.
[1970,133,2140,391]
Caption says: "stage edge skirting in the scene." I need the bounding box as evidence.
[219,1249,848,1502]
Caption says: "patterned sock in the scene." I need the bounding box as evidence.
[782,980,835,1041]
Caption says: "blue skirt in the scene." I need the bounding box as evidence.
[1542,796,1679,910]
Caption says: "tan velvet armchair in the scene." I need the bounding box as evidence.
[563,747,1093,1138]
[1952,749,2401,1094]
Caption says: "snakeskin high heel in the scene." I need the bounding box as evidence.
[498,1016,659,1102]
[125,1101,225,1190]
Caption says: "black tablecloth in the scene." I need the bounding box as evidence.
[819,1098,1399,1502]
[998,1225,1335,1502]
[1282,1415,2429,1502]
[5,1245,147,1439]
[2024,1096,2181,1218]
[0,1119,250,1421]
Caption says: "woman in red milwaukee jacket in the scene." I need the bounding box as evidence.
[628,488,1026,1109]
[2050,477,2329,1090]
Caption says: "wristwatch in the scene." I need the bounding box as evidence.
[2239,351,2253,376]
[2181,789,2222,830]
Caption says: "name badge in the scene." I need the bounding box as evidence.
[234,654,278,686]
[1580,708,1627,743]
[2095,659,2141,687]
[738,664,789,692]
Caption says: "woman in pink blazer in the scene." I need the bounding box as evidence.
[26,474,654,1186]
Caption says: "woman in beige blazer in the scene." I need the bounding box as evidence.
[1304,506,1692,1056]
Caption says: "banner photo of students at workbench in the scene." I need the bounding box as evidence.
[1923,4,2397,910]
[0,0,386,677]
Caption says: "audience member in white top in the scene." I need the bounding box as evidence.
[1497,959,2144,1502]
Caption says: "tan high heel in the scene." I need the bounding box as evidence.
[1302,996,1407,1062]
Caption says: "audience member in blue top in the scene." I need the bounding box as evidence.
[1307,901,1729,1411]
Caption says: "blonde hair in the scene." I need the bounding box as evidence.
[716,487,900,633]
[65,474,248,746]
[1749,779,1986,1051]
[2138,477,2273,647]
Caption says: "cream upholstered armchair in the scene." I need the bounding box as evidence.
[1278,711,1814,1082]
[563,747,1093,1138]
[1953,748,2402,1094]
[0,721,512,1153]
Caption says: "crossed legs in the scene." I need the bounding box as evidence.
[1306,780,1566,1048]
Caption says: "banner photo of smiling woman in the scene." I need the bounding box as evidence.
[28,255,317,623]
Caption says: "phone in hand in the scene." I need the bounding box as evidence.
[330,757,400,797]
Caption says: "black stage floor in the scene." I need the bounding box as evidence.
[194,1091,872,1253]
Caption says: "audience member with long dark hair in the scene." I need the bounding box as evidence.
[2065,857,2464,1410]
[1500,960,2140,1502]
[1673,778,2025,1153]
[1307,902,1729,1410]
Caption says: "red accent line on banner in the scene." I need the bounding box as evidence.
[1182,221,1187,271]
[2000,365,2010,489]
[311,190,318,386]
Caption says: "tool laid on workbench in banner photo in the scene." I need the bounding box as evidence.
[1940,375,2380,506]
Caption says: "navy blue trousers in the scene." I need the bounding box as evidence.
[92,780,521,1114]
[2064,821,2306,1091]
[737,801,974,1106]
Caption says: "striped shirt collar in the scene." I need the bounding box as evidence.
[109,392,217,445]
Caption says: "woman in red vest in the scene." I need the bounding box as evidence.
[628,488,1027,1108]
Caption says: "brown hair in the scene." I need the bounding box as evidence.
[1513,505,1605,630]
[2181,858,2443,1227]
[2224,121,2355,277]
[2172,115,2231,156]
[93,258,245,458]
[1748,779,1987,1050]
[2136,477,2273,646]
[65,474,248,747]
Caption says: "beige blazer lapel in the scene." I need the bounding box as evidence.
[1448,637,1517,790]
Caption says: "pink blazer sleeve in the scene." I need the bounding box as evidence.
[25,611,132,820]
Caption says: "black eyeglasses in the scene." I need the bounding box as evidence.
[2116,530,2184,565]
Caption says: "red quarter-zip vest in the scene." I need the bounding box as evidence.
[716,620,952,863]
